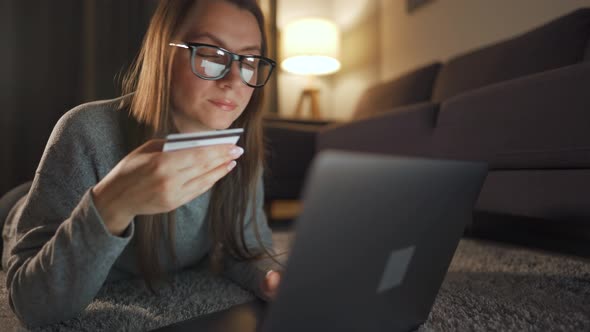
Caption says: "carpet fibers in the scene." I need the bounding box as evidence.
[1,231,589,331]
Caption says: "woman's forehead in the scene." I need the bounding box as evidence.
[183,0,262,51]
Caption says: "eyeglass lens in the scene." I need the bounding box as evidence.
[192,45,272,86]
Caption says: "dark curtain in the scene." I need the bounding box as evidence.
[0,1,157,195]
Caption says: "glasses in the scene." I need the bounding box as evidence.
[169,42,276,88]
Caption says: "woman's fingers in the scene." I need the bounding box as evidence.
[167,144,243,172]
[261,270,282,300]
[174,149,241,187]
[106,139,243,216]
[179,160,238,204]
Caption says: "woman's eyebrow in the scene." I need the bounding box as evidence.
[188,32,261,53]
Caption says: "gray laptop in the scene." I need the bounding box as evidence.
[155,150,488,332]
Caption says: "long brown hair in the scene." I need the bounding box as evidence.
[119,0,272,289]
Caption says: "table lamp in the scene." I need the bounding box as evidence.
[281,17,341,119]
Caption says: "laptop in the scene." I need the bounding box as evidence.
[154,150,488,332]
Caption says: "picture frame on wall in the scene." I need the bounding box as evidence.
[407,0,434,14]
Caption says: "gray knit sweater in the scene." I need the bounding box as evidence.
[2,97,276,328]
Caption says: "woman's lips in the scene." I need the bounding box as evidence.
[209,99,237,111]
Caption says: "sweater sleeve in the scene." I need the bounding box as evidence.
[222,175,284,301]
[5,108,134,328]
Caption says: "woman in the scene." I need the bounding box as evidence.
[1,0,281,327]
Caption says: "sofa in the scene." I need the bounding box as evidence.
[263,8,590,241]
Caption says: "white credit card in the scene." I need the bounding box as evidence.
[162,128,244,152]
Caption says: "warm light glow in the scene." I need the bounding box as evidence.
[281,18,341,76]
[282,56,341,75]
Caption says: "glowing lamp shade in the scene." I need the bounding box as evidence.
[281,18,341,75]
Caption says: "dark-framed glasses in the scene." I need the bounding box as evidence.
[169,42,276,88]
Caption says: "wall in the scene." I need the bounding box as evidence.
[330,0,381,120]
[379,0,590,81]
[276,0,590,120]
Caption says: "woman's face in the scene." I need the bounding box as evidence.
[171,0,261,132]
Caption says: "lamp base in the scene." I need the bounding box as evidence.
[294,88,321,119]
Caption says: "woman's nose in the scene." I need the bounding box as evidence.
[218,61,243,88]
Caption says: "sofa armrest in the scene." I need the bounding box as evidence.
[434,61,590,169]
[318,102,439,157]
[263,115,337,127]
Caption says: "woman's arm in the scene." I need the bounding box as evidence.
[5,109,135,328]
[222,175,284,301]
[6,104,242,328]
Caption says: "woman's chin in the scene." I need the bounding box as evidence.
[205,120,233,131]
[198,112,240,130]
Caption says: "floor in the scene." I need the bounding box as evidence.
[267,200,301,222]
[2,201,587,331]
[268,199,590,259]
[265,201,590,331]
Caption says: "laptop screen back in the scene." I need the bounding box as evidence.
[262,151,487,332]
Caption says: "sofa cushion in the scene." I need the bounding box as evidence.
[320,102,439,157]
[352,63,441,120]
[475,169,590,223]
[433,62,590,169]
[432,8,590,102]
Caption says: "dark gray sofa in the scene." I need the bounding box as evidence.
[264,8,590,235]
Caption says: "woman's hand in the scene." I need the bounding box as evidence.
[91,139,243,235]
[260,270,282,300]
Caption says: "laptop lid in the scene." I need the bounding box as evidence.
[261,150,488,332]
